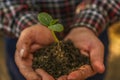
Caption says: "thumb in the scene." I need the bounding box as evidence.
[19,44,30,58]
[16,30,32,58]
[90,43,105,73]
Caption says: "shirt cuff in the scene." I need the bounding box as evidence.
[71,9,106,35]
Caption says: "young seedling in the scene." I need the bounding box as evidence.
[33,12,90,78]
[38,12,64,42]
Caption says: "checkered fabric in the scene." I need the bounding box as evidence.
[73,0,120,35]
[0,0,120,37]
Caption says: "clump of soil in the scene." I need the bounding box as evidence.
[32,40,90,78]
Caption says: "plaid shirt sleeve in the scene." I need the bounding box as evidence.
[0,1,38,37]
[73,0,120,35]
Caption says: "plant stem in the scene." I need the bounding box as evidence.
[51,31,59,42]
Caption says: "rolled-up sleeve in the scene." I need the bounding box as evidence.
[72,0,120,35]
[0,1,38,37]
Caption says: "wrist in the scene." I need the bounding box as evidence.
[70,27,97,36]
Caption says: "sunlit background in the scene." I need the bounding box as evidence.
[1,22,120,80]
[105,21,120,80]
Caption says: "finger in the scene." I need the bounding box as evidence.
[36,69,55,80]
[80,50,89,57]
[16,32,32,58]
[19,45,29,58]
[90,43,105,73]
[57,75,67,80]
[70,41,105,73]
[21,67,42,80]
[67,65,96,80]
[15,51,41,80]
[30,44,42,53]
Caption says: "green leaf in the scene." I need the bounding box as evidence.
[48,24,64,32]
[50,19,59,25]
[38,12,53,26]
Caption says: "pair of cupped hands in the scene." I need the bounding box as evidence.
[15,24,105,80]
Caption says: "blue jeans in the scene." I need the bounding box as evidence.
[4,37,25,80]
[4,29,108,80]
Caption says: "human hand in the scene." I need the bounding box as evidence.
[15,24,55,80]
[62,27,105,80]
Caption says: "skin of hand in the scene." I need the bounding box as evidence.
[15,24,56,80]
[15,23,105,80]
[63,27,105,80]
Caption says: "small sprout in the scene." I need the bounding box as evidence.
[48,24,64,32]
[38,12,64,42]
[38,12,53,26]
[50,19,59,26]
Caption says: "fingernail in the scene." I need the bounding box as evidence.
[94,61,105,73]
[99,64,105,73]
[20,48,25,57]
[67,76,75,80]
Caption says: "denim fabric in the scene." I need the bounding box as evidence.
[4,37,25,80]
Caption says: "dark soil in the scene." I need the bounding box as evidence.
[32,40,90,78]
